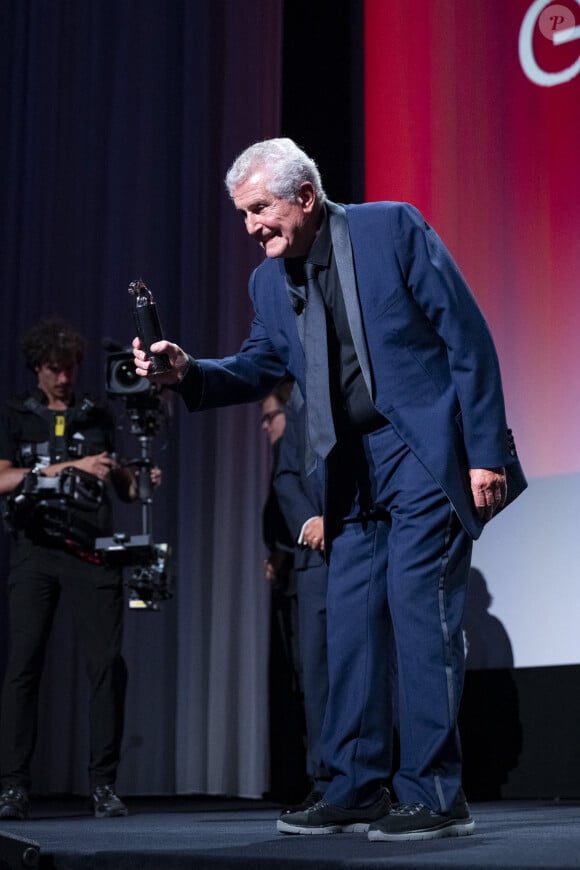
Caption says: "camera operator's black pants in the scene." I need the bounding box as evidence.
[0,540,127,791]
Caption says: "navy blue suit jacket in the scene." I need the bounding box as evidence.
[182,200,525,540]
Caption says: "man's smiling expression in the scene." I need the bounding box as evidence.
[233,173,319,259]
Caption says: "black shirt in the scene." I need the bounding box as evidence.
[0,387,117,541]
[286,206,387,434]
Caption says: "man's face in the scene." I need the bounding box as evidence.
[233,173,318,259]
[261,396,286,445]
[36,361,78,404]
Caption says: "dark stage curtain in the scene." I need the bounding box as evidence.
[0,0,282,797]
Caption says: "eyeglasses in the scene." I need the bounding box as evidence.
[261,409,284,425]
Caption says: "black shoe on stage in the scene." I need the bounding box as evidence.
[91,784,129,818]
[368,789,474,841]
[277,788,391,834]
[280,788,324,816]
[0,785,29,820]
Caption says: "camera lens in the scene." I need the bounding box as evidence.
[115,360,139,388]
[109,357,149,394]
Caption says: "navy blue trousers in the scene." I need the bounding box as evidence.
[321,423,472,811]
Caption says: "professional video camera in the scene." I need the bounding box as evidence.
[105,347,168,437]
[96,282,173,610]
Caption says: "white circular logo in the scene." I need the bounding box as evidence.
[519,0,580,85]
[538,3,576,38]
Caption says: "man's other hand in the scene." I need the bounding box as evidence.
[469,467,507,522]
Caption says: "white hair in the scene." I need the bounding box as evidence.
[225,137,326,203]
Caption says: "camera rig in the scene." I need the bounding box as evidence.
[3,467,107,551]
[96,345,173,611]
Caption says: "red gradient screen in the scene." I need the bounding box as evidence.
[364,0,580,480]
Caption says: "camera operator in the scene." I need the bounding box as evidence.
[0,318,159,821]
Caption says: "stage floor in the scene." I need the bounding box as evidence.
[1,796,580,869]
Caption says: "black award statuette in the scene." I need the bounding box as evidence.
[128,278,170,375]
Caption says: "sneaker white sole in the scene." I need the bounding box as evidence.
[277,819,370,835]
[368,819,475,841]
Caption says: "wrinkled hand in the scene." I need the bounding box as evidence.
[132,337,190,385]
[303,516,325,551]
[470,467,507,522]
[76,451,117,482]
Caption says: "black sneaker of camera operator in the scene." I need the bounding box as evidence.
[91,784,129,818]
[0,785,29,820]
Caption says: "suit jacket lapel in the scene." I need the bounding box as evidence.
[327,201,373,399]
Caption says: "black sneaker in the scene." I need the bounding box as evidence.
[277,788,391,834]
[280,788,324,816]
[368,790,474,841]
[91,784,129,818]
[0,785,29,820]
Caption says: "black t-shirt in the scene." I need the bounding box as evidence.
[0,387,117,542]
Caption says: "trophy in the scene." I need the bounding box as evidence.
[128,278,170,375]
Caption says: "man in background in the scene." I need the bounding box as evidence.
[273,385,330,809]
[261,381,308,803]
